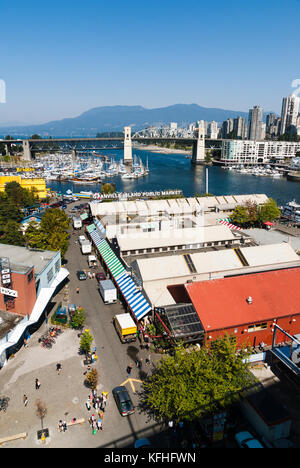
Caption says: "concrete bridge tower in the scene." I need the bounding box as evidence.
[23,140,32,161]
[123,126,133,163]
[191,122,206,165]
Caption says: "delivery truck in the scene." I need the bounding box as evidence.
[114,313,137,343]
[79,235,87,244]
[99,279,117,304]
[81,240,92,254]
[73,217,82,229]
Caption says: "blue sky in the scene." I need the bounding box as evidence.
[0,0,299,124]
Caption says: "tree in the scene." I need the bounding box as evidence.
[1,220,25,246]
[257,198,281,224]
[230,205,249,225]
[101,183,116,195]
[31,134,41,140]
[35,399,47,431]
[85,368,99,390]
[141,337,254,423]
[70,307,86,330]
[244,200,258,225]
[25,208,70,258]
[80,330,94,355]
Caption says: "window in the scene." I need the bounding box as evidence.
[55,259,60,273]
[47,268,54,283]
[27,270,34,283]
[248,323,268,333]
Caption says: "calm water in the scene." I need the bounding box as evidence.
[47,149,300,206]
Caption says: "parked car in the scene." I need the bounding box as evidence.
[134,438,151,448]
[112,386,135,416]
[234,431,264,448]
[77,270,87,281]
[96,272,106,282]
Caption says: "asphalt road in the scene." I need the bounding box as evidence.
[66,217,164,448]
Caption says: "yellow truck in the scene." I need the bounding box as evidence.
[114,313,137,343]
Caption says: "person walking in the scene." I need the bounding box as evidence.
[62,421,67,432]
[35,378,41,390]
[97,418,103,430]
[56,363,62,375]
[86,399,91,411]
[76,287,80,294]
[126,364,133,377]
[58,420,63,432]
[23,394,28,407]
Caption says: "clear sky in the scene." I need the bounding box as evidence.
[0,0,299,125]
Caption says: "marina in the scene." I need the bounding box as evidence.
[1,148,300,207]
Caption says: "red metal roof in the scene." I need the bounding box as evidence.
[185,268,300,332]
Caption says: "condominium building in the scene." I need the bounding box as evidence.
[248,105,264,140]
[221,139,300,164]
[233,116,247,139]
[208,121,218,139]
[280,94,300,135]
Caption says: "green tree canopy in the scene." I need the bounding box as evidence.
[142,337,254,423]
[80,330,94,355]
[257,198,281,224]
[230,205,249,225]
[25,208,70,258]
[1,220,25,246]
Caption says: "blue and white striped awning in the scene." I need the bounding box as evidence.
[115,273,152,321]
[89,228,151,321]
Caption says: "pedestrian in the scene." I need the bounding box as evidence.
[76,287,80,294]
[63,421,67,432]
[56,363,62,374]
[58,420,63,432]
[146,354,151,365]
[23,394,28,407]
[97,418,103,430]
[137,358,142,370]
[126,364,133,377]
[86,399,91,411]
[35,378,41,390]
[24,338,28,348]
[91,353,95,364]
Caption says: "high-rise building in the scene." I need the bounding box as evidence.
[248,105,264,140]
[221,118,234,138]
[266,113,276,134]
[233,116,247,139]
[208,121,218,139]
[280,94,300,135]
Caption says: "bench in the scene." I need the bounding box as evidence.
[0,432,27,445]
[66,418,85,427]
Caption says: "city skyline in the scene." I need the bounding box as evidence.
[0,0,300,125]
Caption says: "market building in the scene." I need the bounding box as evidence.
[185,268,300,348]
[131,243,300,308]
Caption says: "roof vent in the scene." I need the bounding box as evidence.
[246,296,253,304]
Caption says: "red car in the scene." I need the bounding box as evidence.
[96,272,106,282]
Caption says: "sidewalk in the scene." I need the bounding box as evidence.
[0,320,103,448]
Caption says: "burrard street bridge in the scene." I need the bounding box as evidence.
[2,126,224,165]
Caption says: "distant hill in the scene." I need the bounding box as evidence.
[0,104,252,137]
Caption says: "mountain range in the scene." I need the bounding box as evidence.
[0,104,254,137]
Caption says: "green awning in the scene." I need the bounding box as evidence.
[80,213,88,221]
